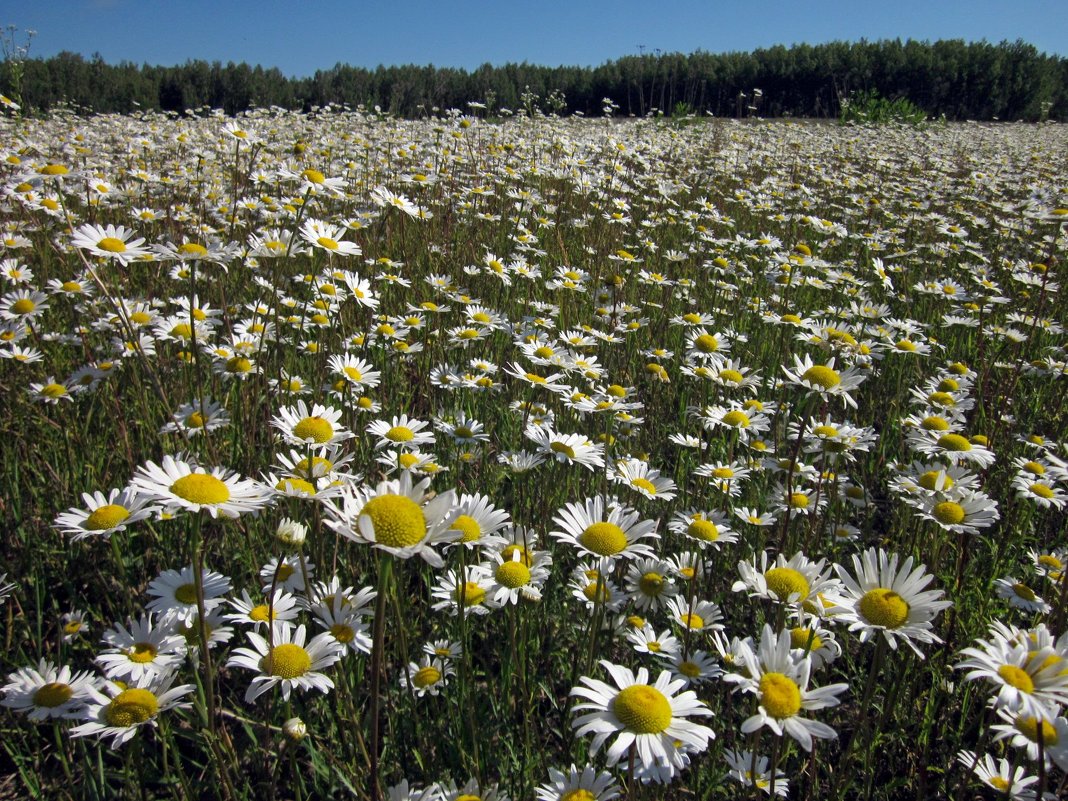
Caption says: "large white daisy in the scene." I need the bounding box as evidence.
[227,622,344,703]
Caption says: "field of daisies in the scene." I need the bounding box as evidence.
[0,104,1066,801]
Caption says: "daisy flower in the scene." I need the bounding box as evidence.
[781,354,866,409]
[669,650,723,687]
[324,472,458,567]
[733,551,839,612]
[957,627,1068,720]
[145,565,232,625]
[535,764,620,801]
[667,509,738,550]
[272,401,354,447]
[724,625,848,752]
[260,555,313,594]
[1,288,49,321]
[97,614,186,682]
[367,414,436,450]
[402,656,455,698]
[955,750,1040,799]
[160,398,230,437]
[129,455,272,519]
[299,219,363,256]
[70,223,149,264]
[327,353,381,389]
[571,660,715,776]
[70,672,194,749]
[446,492,511,548]
[1012,474,1068,510]
[907,430,996,469]
[664,596,723,633]
[227,622,345,703]
[623,558,678,612]
[225,589,300,629]
[724,749,789,797]
[431,565,498,617]
[991,708,1068,771]
[61,611,89,642]
[53,487,155,542]
[833,548,951,657]
[484,548,552,605]
[610,457,677,501]
[1,659,97,721]
[788,622,842,670]
[525,424,605,470]
[313,594,372,655]
[626,625,681,659]
[551,496,659,562]
[916,488,999,534]
[438,779,508,801]
[386,779,441,801]
[995,577,1051,614]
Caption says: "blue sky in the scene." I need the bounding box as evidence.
[5,0,1066,77]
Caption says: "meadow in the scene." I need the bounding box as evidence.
[0,104,1066,801]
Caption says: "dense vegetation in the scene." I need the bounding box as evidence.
[4,38,1067,120]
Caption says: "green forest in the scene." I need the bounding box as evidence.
[4,38,1068,120]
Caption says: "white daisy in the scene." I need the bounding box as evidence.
[271,401,354,447]
[69,672,194,749]
[1,659,97,721]
[551,496,659,562]
[571,660,715,776]
[97,614,187,682]
[227,622,344,703]
[53,487,155,541]
[129,455,272,519]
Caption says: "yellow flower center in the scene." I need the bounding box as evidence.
[687,519,719,541]
[361,494,426,547]
[859,588,910,628]
[1030,483,1054,499]
[790,627,823,651]
[178,243,208,257]
[562,790,597,801]
[814,425,839,438]
[455,581,486,606]
[639,572,665,597]
[105,688,159,727]
[293,416,334,443]
[496,560,531,588]
[413,666,442,688]
[759,672,801,718]
[1016,715,1057,744]
[260,643,312,678]
[998,664,1034,693]
[918,471,951,491]
[249,604,272,622]
[330,624,355,643]
[11,298,35,315]
[579,522,628,556]
[33,682,73,708]
[226,356,252,373]
[937,433,971,452]
[85,504,130,530]
[276,477,316,495]
[385,425,415,442]
[789,492,809,509]
[612,684,673,733]
[174,583,198,605]
[170,474,230,505]
[694,334,719,353]
[921,416,950,431]
[631,477,657,495]
[932,501,965,525]
[550,441,576,459]
[678,612,705,629]
[316,237,339,250]
[186,411,206,428]
[302,169,325,184]
[128,642,158,664]
[801,365,841,389]
[722,410,750,428]
[1013,583,1037,601]
[764,567,810,602]
[500,544,532,566]
[450,514,482,543]
[97,237,127,253]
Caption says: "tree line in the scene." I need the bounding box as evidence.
[5,38,1067,121]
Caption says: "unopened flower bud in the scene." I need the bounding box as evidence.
[276,518,307,547]
[283,717,307,741]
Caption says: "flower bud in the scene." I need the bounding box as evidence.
[283,717,307,741]
[276,518,307,548]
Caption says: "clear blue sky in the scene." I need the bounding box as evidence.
[4,0,1065,77]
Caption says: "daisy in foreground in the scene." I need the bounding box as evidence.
[955,750,1042,799]
[832,547,951,657]
[552,496,659,562]
[1,659,97,721]
[724,625,848,752]
[227,622,344,702]
[69,672,194,748]
[535,763,620,801]
[570,660,715,779]
[129,455,272,519]
[324,472,458,567]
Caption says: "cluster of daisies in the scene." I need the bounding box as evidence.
[0,105,1066,801]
